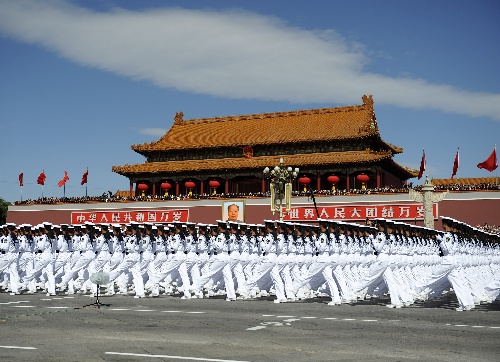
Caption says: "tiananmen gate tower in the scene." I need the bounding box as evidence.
[112,95,417,197]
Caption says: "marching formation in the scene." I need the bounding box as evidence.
[1,217,499,311]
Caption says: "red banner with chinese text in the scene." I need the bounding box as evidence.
[71,209,189,224]
[283,203,437,221]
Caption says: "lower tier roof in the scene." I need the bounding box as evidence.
[112,150,416,178]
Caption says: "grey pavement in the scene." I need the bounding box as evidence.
[1,291,500,362]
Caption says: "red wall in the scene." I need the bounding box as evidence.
[438,198,499,229]
[7,195,499,230]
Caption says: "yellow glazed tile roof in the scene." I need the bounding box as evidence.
[132,95,382,152]
[112,150,396,175]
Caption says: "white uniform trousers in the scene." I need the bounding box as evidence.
[0,253,20,293]
[195,253,235,299]
[17,252,36,292]
[59,250,94,287]
[244,254,276,296]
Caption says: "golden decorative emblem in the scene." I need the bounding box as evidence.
[243,146,253,158]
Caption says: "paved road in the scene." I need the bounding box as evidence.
[1,292,499,362]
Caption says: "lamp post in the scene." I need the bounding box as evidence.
[263,157,299,221]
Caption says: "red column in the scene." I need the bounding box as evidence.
[129,180,134,198]
[316,172,321,191]
[152,182,156,197]
[225,179,229,194]
[261,178,266,193]
[200,179,204,195]
[346,172,350,191]
[376,170,381,188]
[175,182,180,196]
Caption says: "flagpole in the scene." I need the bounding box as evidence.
[496,145,498,186]
[20,170,23,203]
[64,183,66,198]
[423,148,426,182]
[86,166,88,198]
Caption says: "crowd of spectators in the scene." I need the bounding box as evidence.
[13,193,121,205]
[476,223,500,235]
[13,187,411,205]
[11,183,499,206]
[300,186,410,196]
[433,182,500,191]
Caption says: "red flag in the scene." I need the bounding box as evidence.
[418,149,426,180]
[37,171,46,185]
[477,146,498,172]
[451,148,459,179]
[19,173,24,187]
[58,170,70,187]
[81,169,88,185]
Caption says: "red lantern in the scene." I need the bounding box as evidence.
[356,174,370,189]
[208,180,220,188]
[160,182,172,196]
[209,180,220,195]
[327,175,340,190]
[137,183,148,196]
[185,181,196,196]
[298,176,311,192]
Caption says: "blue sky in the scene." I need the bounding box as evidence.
[0,0,499,203]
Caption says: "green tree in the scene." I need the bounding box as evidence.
[0,198,9,225]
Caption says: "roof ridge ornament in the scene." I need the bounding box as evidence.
[359,95,378,133]
[362,94,373,108]
[174,111,184,125]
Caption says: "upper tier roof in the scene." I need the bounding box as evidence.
[132,95,395,153]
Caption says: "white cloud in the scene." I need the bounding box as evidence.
[139,128,168,137]
[1,0,499,120]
